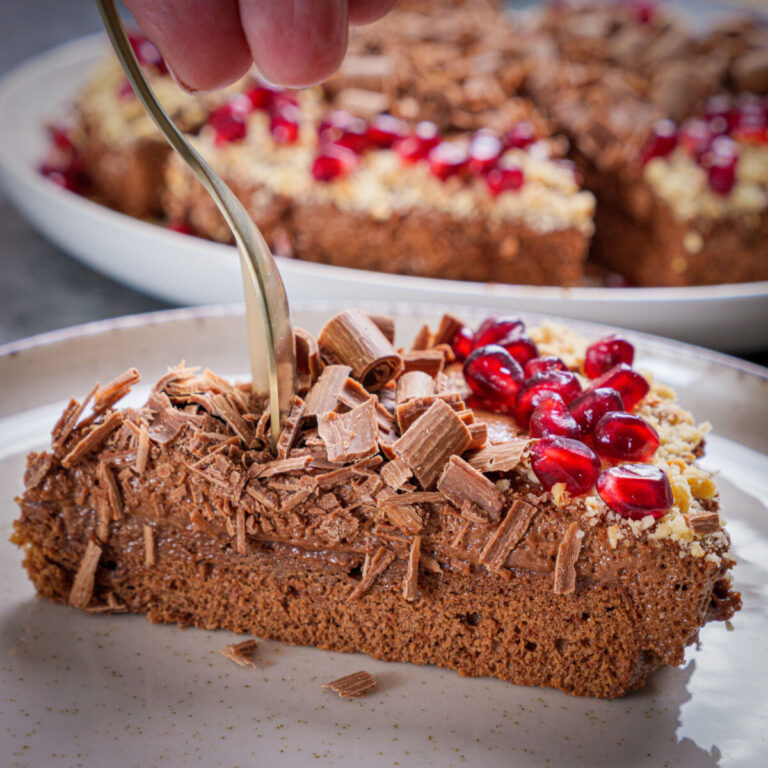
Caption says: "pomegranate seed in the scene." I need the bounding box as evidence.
[311,145,358,182]
[524,355,567,379]
[467,131,503,175]
[584,335,635,379]
[128,34,167,74]
[590,363,649,411]
[627,0,657,24]
[514,370,582,428]
[705,94,736,130]
[530,396,582,441]
[428,142,468,180]
[679,119,712,159]
[450,326,475,362]
[506,121,537,149]
[46,125,75,155]
[166,220,194,235]
[39,162,86,193]
[270,103,300,144]
[568,387,625,435]
[117,78,136,100]
[463,345,525,411]
[707,156,738,195]
[593,412,659,463]
[486,165,524,196]
[499,333,539,367]
[397,121,440,163]
[473,317,525,349]
[247,83,282,111]
[596,464,673,520]
[318,111,368,154]
[209,104,247,145]
[367,114,409,148]
[641,119,677,165]
[734,115,768,145]
[530,437,601,495]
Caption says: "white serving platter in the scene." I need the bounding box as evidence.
[0,302,767,768]
[0,35,767,352]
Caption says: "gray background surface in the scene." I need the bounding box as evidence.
[0,0,765,366]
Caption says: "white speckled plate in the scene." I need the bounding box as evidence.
[1,304,767,768]
[1,35,768,352]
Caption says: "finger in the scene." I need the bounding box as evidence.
[238,0,348,87]
[123,0,253,91]
[348,0,398,25]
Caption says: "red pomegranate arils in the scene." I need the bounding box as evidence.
[486,165,524,196]
[247,83,282,110]
[641,119,677,165]
[596,464,673,520]
[524,356,567,379]
[568,387,624,436]
[593,412,659,463]
[397,121,441,163]
[450,327,475,362]
[473,317,525,349]
[270,103,300,144]
[367,114,409,148]
[499,333,539,367]
[311,145,358,182]
[589,364,649,411]
[529,397,582,441]
[506,120,537,149]
[128,34,168,74]
[514,370,582,428]
[467,131,503,175]
[428,142,468,180]
[463,345,524,412]
[584,335,635,379]
[209,104,248,145]
[530,436,600,496]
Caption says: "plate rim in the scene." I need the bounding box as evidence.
[1,34,768,307]
[2,302,767,386]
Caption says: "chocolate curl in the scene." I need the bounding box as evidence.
[318,310,403,391]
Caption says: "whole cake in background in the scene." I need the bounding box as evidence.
[14,310,740,699]
[41,0,768,287]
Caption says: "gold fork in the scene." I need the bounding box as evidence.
[95,0,296,451]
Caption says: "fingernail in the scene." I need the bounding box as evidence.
[166,62,203,94]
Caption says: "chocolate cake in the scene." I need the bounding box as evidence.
[14,311,740,699]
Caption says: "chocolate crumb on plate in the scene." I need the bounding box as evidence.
[323,670,378,698]
[221,638,259,668]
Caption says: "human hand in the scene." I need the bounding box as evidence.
[123,0,397,91]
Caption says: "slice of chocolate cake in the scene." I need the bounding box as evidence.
[13,311,740,699]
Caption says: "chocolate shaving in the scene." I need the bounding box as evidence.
[366,313,396,344]
[23,452,52,490]
[395,393,464,434]
[401,350,446,377]
[349,546,395,600]
[380,458,412,489]
[135,423,149,474]
[686,511,721,535]
[339,378,395,433]
[420,553,442,574]
[467,440,527,473]
[432,313,465,346]
[314,456,382,488]
[382,503,422,535]
[392,399,471,489]
[250,455,312,479]
[479,500,537,571]
[318,310,403,391]
[316,508,360,544]
[97,460,123,520]
[61,412,123,468]
[403,535,422,602]
[450,520,472,549]
[69,538,102,609]
[144,524,156,567]
[317,397,379,463]
[323,670,378,698]
[209,393,256,448]
[221,638,259,668]
[396,371,436,405]
[294,327,323,387]
[147,391,198,445]
[282,488,313,511]
[303,365,352,420]
[276,396,305,459]
[92,368,141,415]
[51,383,98,452]
[411,324,433,351]
[466,422,488,451]
[235,508,247,554]
[437,455,504,522]
[378,490,444,506]
[553,522,583,596]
